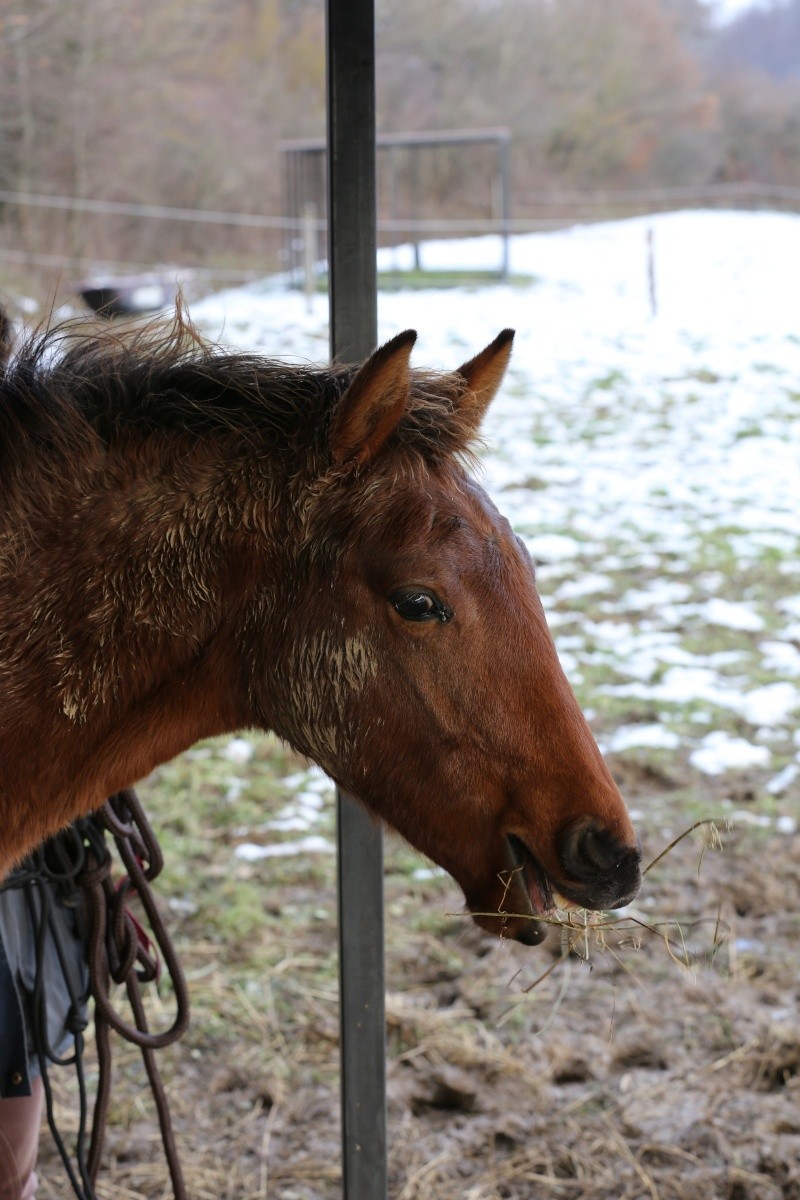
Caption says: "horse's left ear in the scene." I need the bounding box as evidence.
[456,329,515,432]
[330,330,417,467]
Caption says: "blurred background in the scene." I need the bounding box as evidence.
[2,0,800,304]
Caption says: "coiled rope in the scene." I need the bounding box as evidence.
[1,789,189,1199]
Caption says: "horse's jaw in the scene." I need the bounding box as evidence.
[465,835,561,945]
[457,835,554,946]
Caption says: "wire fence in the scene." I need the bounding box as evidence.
[2,179,799,301]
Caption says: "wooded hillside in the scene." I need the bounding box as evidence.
[1,0,799,288]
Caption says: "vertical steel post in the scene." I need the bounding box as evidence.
[326,3,387,1199]
[499,135,511,283]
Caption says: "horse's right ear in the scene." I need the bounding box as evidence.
[329,330,417,468]
[455,329,515,434]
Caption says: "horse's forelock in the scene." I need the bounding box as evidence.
[396,371,484,464]
[0,311,481,482]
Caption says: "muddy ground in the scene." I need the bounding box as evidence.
[15,211,800,1200]
[33,742,800,1200]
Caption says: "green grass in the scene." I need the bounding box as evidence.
[312,268,537,292]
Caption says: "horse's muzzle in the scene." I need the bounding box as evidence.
[556,818,642,910]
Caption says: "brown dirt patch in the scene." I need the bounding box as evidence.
[35,819,800,1200]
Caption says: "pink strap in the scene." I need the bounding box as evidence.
[0,1077,43,1200]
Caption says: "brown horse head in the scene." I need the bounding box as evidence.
[252,330,641,943]
[0,314,640,940]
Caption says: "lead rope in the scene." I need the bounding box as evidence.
[83,789,190,1198]
[1,790,190,1200]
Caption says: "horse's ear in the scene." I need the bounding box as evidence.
[456,329,515,432]
[330,330,417,467]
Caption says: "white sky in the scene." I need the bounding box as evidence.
[709,0,762,23]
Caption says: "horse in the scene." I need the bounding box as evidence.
[0,308,641,943]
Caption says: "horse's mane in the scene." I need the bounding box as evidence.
[0,307,475,472]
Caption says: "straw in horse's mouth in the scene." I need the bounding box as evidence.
[507,835,554,916]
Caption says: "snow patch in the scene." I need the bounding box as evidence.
[690,732,771,775]
[766,764,799,796]
[234,836,334,861]
[698,599,764,633]
[222,738,254,763]
[605,724,680,753]
[524,534,581,562]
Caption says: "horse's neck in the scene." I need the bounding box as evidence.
[0,440,285,869]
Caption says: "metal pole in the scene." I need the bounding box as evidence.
[326,3,387,1200]
[302,202,317,309]
[499,136,511,283]
[327,1,378,357]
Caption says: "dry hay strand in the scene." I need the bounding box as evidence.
[467,817,732,1003]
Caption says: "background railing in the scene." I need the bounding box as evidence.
[2,179,800,304]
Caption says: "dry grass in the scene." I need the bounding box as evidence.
[34,782,800,1200]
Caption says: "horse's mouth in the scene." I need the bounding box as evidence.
[470,834,589,945]
[506,834,555,919]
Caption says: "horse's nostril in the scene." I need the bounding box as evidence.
[558,819,637,883]
[580,825,619,871]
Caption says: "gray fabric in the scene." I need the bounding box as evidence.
[0,882,89,1098]
[0,917,29,1098]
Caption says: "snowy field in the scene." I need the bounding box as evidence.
[192,209,800,843]
[32,208,800,1200]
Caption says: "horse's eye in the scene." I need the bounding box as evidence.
[390,589,452,623]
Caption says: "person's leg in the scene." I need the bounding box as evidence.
[0,1077,44,1200]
